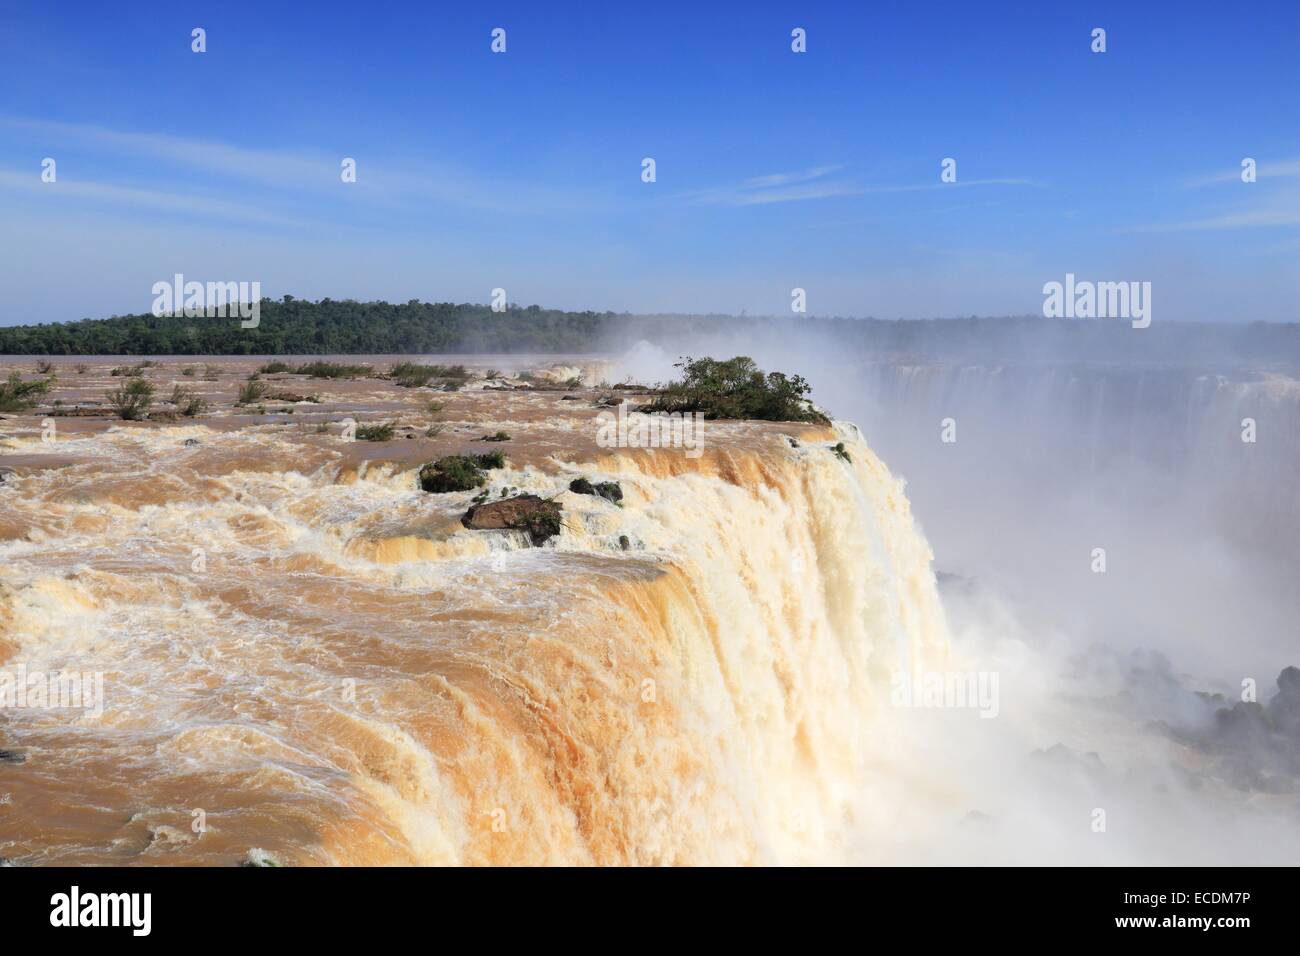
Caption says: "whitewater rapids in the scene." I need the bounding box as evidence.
[0,391,950,864]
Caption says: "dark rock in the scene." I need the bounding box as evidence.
[569,477,623,504]
[0,749,27,764]
[0,467,16,484]
[462,494,563,545]
[183,438,201,447]
[561,395,581,401]
[618,535,631,551]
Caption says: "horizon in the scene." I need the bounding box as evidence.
[10,297,1300,328]
[1,0,1297,326]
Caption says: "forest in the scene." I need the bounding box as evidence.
[0,299,623,355]
[1,297,1297,364]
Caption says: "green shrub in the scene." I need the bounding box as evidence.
[569,477,623,504]
[389,362,470,388]
[169,385,208,417]
[0,373,53,412]
[419,455,486,493]
[237,380,267,405]
[480,431,510,442]
[259,361,291,374]
[832,442,851,463]
[641,356,827,423]
[356,422,396,441]
[418,452,506,493]
[295,361,371,379]
[106,378,154,420]
[528,502,563,542]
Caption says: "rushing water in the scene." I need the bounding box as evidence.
[5,352,1298,866]
[0,358,949,864]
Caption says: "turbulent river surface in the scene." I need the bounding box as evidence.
[0,356,949,865]
[4,351,1299,866]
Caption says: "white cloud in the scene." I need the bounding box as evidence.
[678,164,1032,207]
[0,169,306,226]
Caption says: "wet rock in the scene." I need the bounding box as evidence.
[462,494,563,545]
[183,438,201,447]
[618,534,631,551]
[569,477,623,504]
[419,455,501,493]
[561,395,581,401]
[0,749,27,764]
[0,466,16,484]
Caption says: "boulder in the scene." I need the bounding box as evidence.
[568,477,623,504]
[462,494,563,545]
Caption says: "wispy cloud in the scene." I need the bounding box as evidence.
[0,115,616,216]
[1125,181,1300,233]
[740,165,847,189]
[0,116,332,188]
[678,165,1033,207]
[0,169,306,226]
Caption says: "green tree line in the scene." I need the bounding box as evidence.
[0,299,620,355]
[1,298,1296,363]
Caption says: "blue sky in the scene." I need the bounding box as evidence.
[1,0,1297,325]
